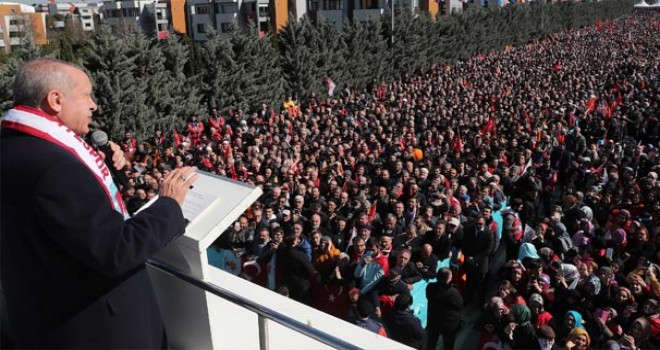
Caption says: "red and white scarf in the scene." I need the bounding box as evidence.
[2,106,129,219]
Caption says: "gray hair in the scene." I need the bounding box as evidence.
[13,58,82,108]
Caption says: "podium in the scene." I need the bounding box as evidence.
[146,172,262,349]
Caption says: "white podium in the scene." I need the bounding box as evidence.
[147,172,262,349]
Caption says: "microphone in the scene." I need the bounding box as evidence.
[90,130,130,189]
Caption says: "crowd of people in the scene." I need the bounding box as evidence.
[113,11,659,350]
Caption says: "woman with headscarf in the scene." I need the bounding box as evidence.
[564,328,591,350]
[529,293,554,328]
[505,304,537,349]
[612,286,637,324]
[555,310,586,346]
[518,242,541,262]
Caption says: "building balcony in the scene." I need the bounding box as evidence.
[353,8,384,21]
[102,1,122,9]
[120,0,142,8]
[215,12,238,23]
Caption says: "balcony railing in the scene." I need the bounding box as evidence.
[146,259,360,350]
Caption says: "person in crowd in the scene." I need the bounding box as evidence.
[382,294,424,350]
[276,232,316,305]
[426,268,463,350]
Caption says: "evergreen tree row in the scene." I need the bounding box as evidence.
[0,0,633,139]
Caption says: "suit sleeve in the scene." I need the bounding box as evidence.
[404,264,422,285]
[34,158,185,278]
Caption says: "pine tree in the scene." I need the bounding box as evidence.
[159,33,205,131]
[342,19,370,91]
[13,16,42,62]
[315,19,347,97]
[245,28,286,110]
[82,26,144,140]
[363,17,389,86]
[201,27,237,113]
[278,17,321,99]
[0,59,19,112]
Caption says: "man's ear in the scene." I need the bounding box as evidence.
[43,90,64,115]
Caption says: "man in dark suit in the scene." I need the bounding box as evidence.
[0,58,198,348]
[426,268,463,350]
[276,232,316,305]
[462,215,494,305]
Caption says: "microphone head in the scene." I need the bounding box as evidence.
[90,130,109,147]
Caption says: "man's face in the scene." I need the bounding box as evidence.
[355,239,366,253]
[57,67,97,136]
[239,218,248,230]
[311,215,321,228]
[395,203,405,215]
[397,251,410,266]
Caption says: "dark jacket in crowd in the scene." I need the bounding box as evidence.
[426,281,463,332]
[383,309,425,350]
[276,245,316,304]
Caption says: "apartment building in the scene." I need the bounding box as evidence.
[102,0,187,38]
[100,0,464,41]
[0,2,47,53]
[47,2,101,32]
[187,0,275,40]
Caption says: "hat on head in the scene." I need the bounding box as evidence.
[529,293,544,306]
[282,209,291,216]
[321,236,332,243]
[448,217,460,227]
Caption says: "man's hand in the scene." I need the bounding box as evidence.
[97,141,128,171]
[160,167,199,206]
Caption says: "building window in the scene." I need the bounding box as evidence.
[324,0,342,9]
[122,8,139,17]
[196,5,210,14]
[258,5,269,17]
[308,0,318,10]
[197,23,206,33]
[364,0,379,8]
[220,22,232,32]
[9,31,22,38]
[221,4,238,13]
[9,19,21,26]
[85,22,92,28]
